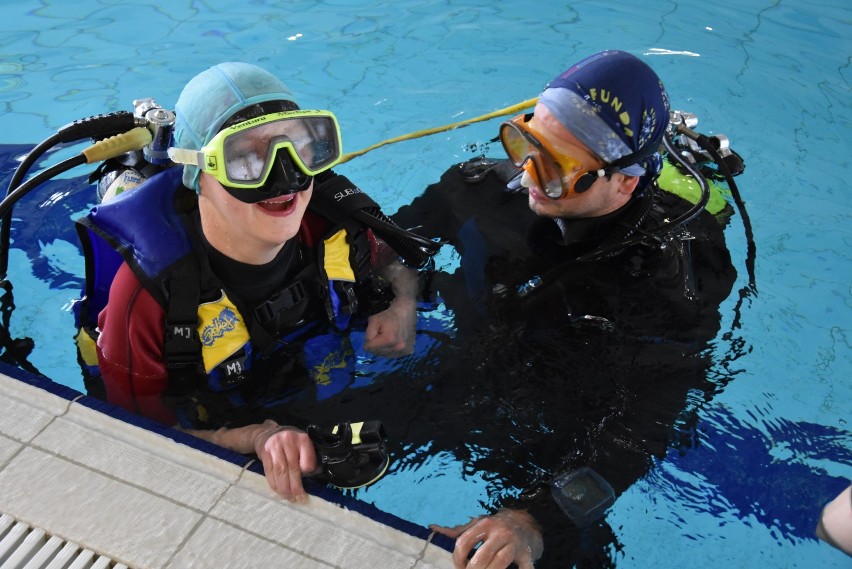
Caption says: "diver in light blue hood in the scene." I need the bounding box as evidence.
[84,62,419,501]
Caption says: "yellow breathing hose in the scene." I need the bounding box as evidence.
[82,127,153,163]
[338,97,539,164]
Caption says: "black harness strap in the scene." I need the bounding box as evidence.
[163,275,202,395]
[310,171,378,280]
[309,171,381,226]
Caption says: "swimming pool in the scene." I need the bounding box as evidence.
[1,0,849,567]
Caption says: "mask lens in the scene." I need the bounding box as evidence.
[223,134,266,183]
[501,119,568,199]
[499,122,536,167]
[222,113,341,187]
[300,116,339,169]
[501,114,604,200]
[536,154,567,198]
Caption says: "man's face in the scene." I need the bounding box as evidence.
[522,105,635,219]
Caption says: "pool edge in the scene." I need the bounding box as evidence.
[0,363,454,568]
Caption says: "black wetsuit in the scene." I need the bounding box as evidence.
[280,158,737,567]
[387,159,738,567]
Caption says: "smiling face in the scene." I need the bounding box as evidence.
[197,171,312,265]
[522,104,639,220]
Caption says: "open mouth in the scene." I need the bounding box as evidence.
[257,194,297,213]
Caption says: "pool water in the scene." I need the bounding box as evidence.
[1,1,850,567]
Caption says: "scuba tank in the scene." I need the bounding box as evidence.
[91,98,176,201]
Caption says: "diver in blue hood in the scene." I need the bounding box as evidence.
[392,50,739,568]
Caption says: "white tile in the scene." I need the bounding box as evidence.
[167,517,329,569]
[0,447,201,569]
[0,433,22,465]
[0,373,69,442]
[0,373,72,415]
[211,475,430,568]
[65,401,247,480]
[33,404,238,511]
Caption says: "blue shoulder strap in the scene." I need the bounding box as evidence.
[75,167,194,318]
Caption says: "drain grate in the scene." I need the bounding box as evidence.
[0,513,129,569]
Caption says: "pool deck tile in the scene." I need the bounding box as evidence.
[212,476,426,567]
[33,404,237,512]
[0,370,453,568]
[0,445,202,568]
[0,370,69,441]
[0,434,23,467]
[166,516,332,568]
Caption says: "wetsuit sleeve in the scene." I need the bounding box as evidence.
[96,262,176,425]
[391,163,464,241]
[392,160,528,250]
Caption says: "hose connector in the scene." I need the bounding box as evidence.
[134,98,176,165]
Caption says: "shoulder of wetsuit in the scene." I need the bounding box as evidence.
[438,158,525,207]
[642,187,738,304]
[399,159,530,250]
[457,157,522,187]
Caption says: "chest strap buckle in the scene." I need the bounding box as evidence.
[254,280,307,327]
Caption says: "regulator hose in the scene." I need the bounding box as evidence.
[681,128,755,292]
[0,112,144,279]
[576,132,711,263]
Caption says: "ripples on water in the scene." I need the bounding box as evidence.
[1,0,850,567]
